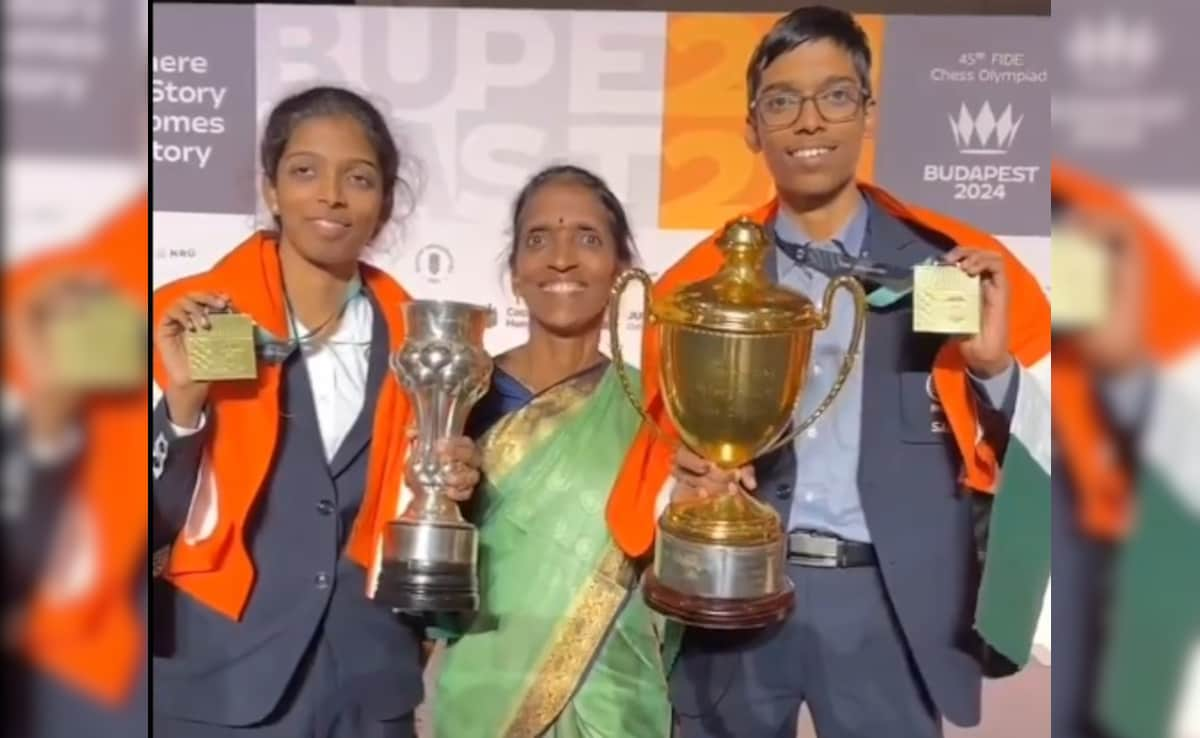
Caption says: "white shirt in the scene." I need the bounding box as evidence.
[171,297,374,463]
[294,296,373,461]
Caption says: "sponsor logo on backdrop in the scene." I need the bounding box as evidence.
[1064,14,1158,89]
[255,6,665,229]
[948,102,1023,154]
[504,309,529,330]
[1053,12,1186,154]
[152,4,257,214]
[498,280,529,330]
[922,85,1043,205]
[926,100,1039,203]
[153,243,205,286]
[598,309,646,333]
[874,17,1049,235]
[414,243,455,284]
[155,246,198,260]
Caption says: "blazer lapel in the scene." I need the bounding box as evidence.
[860,198,944,296]
[857,196,955,495]
[329,292,390,479]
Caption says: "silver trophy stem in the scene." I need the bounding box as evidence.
[377,300,494,613]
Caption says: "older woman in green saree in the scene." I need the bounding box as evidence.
[432,165,679,738]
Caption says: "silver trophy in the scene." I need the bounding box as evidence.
[377,300,494,612]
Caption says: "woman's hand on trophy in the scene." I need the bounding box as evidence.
[670,447,756,502]
[435,437,483,501]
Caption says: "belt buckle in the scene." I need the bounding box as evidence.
[789,531,847,568]
[794,553,839,568]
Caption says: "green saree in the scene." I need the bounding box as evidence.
[433,364,679,738]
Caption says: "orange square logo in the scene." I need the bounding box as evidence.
[658,13,886,230]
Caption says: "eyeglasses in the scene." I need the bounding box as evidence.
[751,86,870,128]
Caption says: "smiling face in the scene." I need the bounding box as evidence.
[511,180,625,337]
[745,38,876,204]
[262,114,387,269]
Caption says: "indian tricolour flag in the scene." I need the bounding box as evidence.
[1099,348,1200,738]
[972,353,1053,669]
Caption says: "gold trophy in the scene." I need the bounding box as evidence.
[609,217,866,629]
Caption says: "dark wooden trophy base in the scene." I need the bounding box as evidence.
[643,571,795,630]
[376,560,479,614]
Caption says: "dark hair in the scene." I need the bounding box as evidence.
[746,6,873,106]
[259,85,414,233]
[506,164,639,269]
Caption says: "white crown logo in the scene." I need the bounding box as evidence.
[948,102,1023,155]
[1064,13,1159,87]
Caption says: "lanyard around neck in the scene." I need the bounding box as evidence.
[255,272,366,362]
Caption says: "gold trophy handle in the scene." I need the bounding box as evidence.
[762,274,868,456]
[608,268,665,441]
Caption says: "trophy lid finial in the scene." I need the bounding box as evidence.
[718,216,767,252]
[651,215,818,333]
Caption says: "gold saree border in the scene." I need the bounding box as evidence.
[473,363,638,737]
[479,365,608,483]
[499,546,636,738]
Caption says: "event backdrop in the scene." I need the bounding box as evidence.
[151,4,1052,340]
[150,0,1052,661]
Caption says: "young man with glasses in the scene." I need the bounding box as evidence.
[605,6,1050,738]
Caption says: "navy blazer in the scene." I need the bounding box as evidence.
[150,294,424,729]
[2,415,149,737]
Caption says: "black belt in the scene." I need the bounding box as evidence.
[787,531,878,568]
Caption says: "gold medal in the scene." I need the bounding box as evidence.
[1051,226,1110,329]
[49,294,147,390]
[185,312,258,381]
[913,264,982,334]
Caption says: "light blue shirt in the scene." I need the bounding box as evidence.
[772,194,1015,543]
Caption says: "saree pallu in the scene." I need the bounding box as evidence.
[434,366,678,738]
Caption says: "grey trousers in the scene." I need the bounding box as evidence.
[674,565,942,738]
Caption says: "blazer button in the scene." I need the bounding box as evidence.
[314,572,330,589]
[317,499,335,515]
[775,483,793,499]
